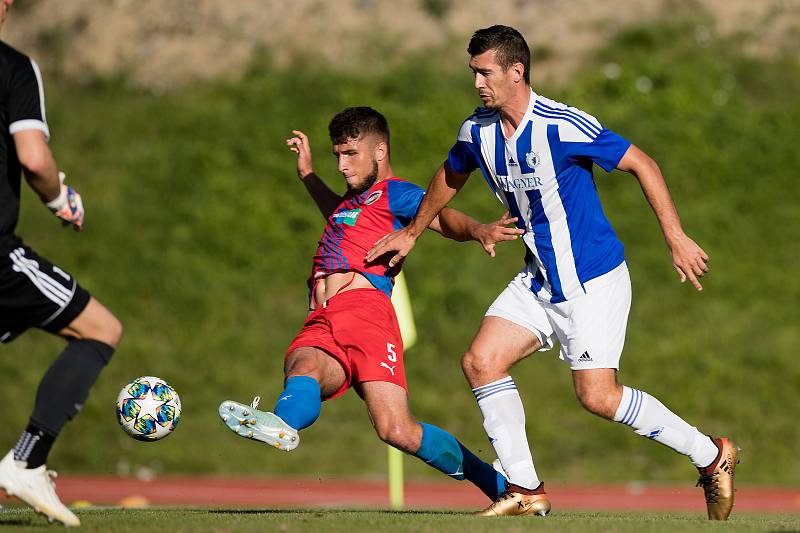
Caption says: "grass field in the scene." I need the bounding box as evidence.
[1,507,799,533]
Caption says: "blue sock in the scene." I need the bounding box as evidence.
[414,422,505,499]
[272,376,321,431]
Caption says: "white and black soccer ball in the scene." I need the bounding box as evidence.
[116,376,181,441]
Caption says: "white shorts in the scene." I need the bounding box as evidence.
[485,261,632,369]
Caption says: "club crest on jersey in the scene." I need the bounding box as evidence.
[364,190,383,205]
[332,208,362,226]
[526,151,541,168]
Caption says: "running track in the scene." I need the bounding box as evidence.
[3,476,798,513]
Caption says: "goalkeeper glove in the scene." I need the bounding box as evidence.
[45,172,84,231]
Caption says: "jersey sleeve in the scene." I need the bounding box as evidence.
[447,119,479,174]
[387,180,425,226]
[551,104,630,172]
[562,128,631,172]
[7,57,50,140]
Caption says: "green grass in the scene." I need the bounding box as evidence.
[0,11,798,484]
[1,507,799,532]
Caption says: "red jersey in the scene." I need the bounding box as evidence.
[310,177,424,297]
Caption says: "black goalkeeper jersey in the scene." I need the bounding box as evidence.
[0,40,50,242]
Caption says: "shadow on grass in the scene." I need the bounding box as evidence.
[208,508,466,516]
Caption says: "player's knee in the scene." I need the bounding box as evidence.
[285,360,322,383]
[575,388,616,419]
[461,349,493,380]
[374,419,416,453]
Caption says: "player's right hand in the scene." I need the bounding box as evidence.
[45,172,84,231]
[366,227,419,268]
[286,130,314,179]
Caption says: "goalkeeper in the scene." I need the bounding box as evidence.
[0,1,121,527]
[220,107,524,504]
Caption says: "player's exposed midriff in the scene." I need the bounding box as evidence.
[310,270,374,310]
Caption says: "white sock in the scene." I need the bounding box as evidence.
[473,377,540,489]
[614,386,718,468]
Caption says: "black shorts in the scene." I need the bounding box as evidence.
[0,241,91,343]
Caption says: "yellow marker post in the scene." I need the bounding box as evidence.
[388,271,417,510]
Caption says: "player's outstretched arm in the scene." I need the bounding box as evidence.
[13,129,84,231]
[286,130,342,219]
[433,209,524,257]
[617,144,709,291]
[366,161,468,267]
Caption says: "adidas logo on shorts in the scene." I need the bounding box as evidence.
[578,351,593,362]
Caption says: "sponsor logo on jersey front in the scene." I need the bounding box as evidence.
[497,175,544,192]
[331,208,361,226]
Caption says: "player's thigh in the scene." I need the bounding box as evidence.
[475,269,555,370]
[463,313,546,386]
[359,380,421,451]
[285,346,347,398]
[60,296,122,347]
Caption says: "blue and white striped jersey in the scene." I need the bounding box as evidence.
[448,90,631,303]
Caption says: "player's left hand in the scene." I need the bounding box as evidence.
[668,233,709,291]
[45,172,84,231]
[366,227,419,268]
[472,210,525,257]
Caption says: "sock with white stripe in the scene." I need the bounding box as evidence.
[30,339,114,443]
[413,423,506,499]
[12,423,55,469]
[614,386,718,468]
[473,376,540,490]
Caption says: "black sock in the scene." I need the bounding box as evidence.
[13,423,56,469]
[29,338,115,440]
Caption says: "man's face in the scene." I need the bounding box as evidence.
[469,49,518,110]
[0,0,13,29]
[333,135,381,194]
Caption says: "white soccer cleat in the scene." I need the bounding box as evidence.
[218,397,300,451]
[0,451,80,527]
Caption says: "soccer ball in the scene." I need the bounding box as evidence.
[116,376,181,441]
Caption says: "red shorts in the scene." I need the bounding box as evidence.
[286,288,406,400]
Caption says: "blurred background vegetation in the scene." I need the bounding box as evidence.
[1,1,798,486]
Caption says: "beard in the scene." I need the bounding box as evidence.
[347,160,379,194]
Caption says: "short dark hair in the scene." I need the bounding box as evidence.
[468,25,531,85]
[328,107,390,147]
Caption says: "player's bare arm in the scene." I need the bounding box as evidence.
[434,209,524,258]
[13,129,84,231]
[286,130,342,219]
[617,144,709,291]
[13,129,60,201]
[366,160,469,266]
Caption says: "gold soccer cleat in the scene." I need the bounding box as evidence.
[475,483,551,517]
[696,437,741,520]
